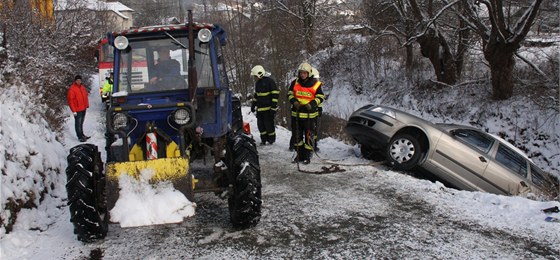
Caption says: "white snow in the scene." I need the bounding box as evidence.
[1,72,559,258]
[0,75,198,258]
[109,170,196,228]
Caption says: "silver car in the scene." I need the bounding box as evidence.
[345,105,558,197]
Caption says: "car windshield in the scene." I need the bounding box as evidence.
[117,36,213,93]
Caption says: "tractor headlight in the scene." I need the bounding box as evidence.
[173,108,191,125]
[114,36,129,50]
[112,112,128,129]
[198,29,212,43]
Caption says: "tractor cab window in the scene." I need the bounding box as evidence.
[196,41,213,88]
[118,48,148,92]
[118,37,194,93]
[148,45,186,91]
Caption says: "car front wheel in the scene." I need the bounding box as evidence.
[386,133,421,170]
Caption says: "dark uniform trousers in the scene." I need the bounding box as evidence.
[257,110,276,144]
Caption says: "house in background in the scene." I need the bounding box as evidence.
[101,1,134,30]
[55,0,134,31]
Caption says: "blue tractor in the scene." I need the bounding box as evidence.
[65,11,261,242]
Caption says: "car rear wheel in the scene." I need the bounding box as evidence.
[386,133,421,170]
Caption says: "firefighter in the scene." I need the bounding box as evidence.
[289,66,322,151]
[250,65,279,145]
[288,62,325,164]
[311,67,322,151]
[101,72,113,104]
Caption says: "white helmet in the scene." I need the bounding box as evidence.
[250,65,266,78]
[311,67,320,78]
[297,62,313,74]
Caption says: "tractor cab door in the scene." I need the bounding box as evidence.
[194,36,231,137]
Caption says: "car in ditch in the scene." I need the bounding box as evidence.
[345,104,558,198]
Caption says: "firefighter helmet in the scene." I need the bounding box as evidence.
[297,62,313,74]
[250,65,266,78]
[311,67,320,78]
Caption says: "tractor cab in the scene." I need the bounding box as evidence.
[64,12,261,242]
[109,23,231,140]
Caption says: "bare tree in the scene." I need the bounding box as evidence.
[0,0,108,232]
[362,0,473,85]
[1,0,107,130]
[457,0,544,100]
[274,0,342,55]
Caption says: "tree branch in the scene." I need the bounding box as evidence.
[515,52,552,81]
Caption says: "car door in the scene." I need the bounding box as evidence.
[484,143,531,196]
[428,128,496,192]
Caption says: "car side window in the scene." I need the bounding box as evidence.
[453,129,494,153]
[530,165,548,188]
[495,144,528,178]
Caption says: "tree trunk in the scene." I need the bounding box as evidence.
[455,18,470,79]
[417,30,457,85]
[405,43,413,73]
[486,46,516,100]
[302,0,315,53]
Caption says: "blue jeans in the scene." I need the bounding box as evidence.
[74,110,86,139]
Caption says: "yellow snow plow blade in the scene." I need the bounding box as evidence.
[106,158,189,181]
[105,158,194,210]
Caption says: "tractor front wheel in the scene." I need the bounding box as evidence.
[226,133,262,228]
[66,144,108,242]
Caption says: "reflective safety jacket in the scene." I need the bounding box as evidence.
[251,76,279,112]
[288,77,325,119]
[102,78,113,94]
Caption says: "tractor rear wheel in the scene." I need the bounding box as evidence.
[226,133,262,228]
[66,144,108,242]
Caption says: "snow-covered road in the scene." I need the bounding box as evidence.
[1,90,559,259]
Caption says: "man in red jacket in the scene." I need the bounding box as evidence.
[67,75,90,142]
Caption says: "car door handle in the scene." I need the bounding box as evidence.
[479,156,487,163]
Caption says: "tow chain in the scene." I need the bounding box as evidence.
[294,148,387,174]
[295,147,387,174]
[292,109,385,174]
[296,159,346,174]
